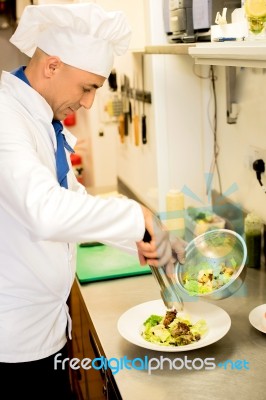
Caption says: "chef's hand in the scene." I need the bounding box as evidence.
[166,234,187,277]
[136,206,187,275]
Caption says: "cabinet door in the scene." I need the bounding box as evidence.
[105,371,122,400]
[69,281,122,400]
[68,281,89,400]
[80,306,106,399]
[69,281,106,399]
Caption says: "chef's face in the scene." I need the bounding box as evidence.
[47,61,106,121]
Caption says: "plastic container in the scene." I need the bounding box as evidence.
[64,112,76,127]
[165,190,185,238]
[70,153,84,185]
[185,206,225,241]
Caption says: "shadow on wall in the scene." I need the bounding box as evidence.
[212,190,245,236]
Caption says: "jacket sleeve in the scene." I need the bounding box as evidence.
[0,114,145,245]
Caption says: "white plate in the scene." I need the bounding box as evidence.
[249,304,266,334]
[117,299,231,352]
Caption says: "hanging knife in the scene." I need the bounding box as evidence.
[141,55,147,144]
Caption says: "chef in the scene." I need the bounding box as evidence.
[0,2,186,398]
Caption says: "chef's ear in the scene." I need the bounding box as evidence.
[45,56,62,77]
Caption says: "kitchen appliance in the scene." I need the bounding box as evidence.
[163,0,241,43]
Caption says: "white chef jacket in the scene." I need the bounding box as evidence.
[0,71,145,362]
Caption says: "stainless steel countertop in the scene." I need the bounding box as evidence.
[77,266,266,400]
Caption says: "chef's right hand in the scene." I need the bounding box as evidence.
[136,206,173,267]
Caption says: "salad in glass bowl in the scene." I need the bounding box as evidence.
[182,261,236,295]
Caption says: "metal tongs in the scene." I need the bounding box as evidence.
[143,230,184,312]
[150,265,184,312]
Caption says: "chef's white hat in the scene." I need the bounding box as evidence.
[10,3,131,78]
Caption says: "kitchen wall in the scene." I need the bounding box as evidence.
[210,66,266,222]
[96,0,266,226]
[90,0,209,211]
[94,0,212,214]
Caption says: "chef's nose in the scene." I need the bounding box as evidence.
[80,91,96,110]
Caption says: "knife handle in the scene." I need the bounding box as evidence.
[118,114,125,143]
[133,115,139,146]
[142,115,147,144]
[143,229,151,242]
[124,113,128,136]
[129,101,132,123]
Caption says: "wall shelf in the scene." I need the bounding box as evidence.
[189,41,266,68]
[145,43,195,55]
[131,44,195,55]
[137,41,266,68]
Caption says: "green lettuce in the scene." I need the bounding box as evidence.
[142,313,208,347]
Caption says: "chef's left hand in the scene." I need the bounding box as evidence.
[165,234,187,277]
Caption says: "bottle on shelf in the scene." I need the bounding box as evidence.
[165,189,185,239]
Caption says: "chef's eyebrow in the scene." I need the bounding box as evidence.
[84,83,103,90]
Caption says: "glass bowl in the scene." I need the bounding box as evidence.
[176,229,247,300]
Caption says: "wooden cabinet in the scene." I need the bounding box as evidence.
[68,280,121,400]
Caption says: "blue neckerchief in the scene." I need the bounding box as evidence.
[52,120,74,189]
[11,66,31,86]
[11,66,74,189]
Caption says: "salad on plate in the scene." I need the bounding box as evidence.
[142,309,208,347]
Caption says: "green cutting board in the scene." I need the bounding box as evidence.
[76,244,151,283]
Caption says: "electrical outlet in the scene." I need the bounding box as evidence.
[247,146,266,171]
